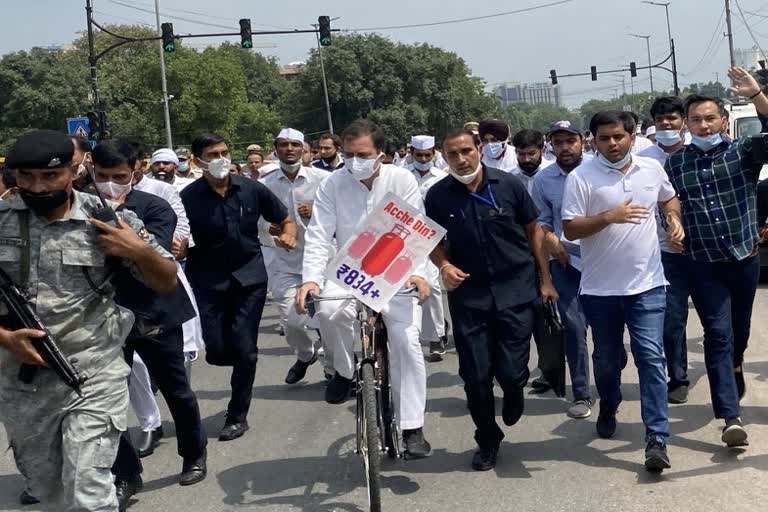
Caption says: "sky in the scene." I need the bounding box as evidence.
[3,0,768,108]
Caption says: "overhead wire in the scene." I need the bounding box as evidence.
[733,0,768,63]
[343,0,574,32]
[682,6,726,77]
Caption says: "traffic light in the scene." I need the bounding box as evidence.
[630,62,637,78]
[239,19,253,49]
[318,16,331,47]
[86,111,100,141]
[550,69,558,85]
[591,65,598,81]
[161,23,175,53]
[98,110,110,140]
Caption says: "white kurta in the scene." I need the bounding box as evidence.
[303,164,428,429]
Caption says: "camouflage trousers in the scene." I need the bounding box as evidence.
[0,356,130,511]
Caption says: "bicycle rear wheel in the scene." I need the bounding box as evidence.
[360,361,382,512]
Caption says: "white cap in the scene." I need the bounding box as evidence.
[150,148,179,166]
[276,128,305,143]
[645,126,657,136]
[411,135,435,150]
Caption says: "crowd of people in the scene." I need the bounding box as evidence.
[0,65,767,510]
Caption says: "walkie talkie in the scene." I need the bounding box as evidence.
[87,168,119,229]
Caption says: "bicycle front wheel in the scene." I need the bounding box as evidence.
[359,361,382,512]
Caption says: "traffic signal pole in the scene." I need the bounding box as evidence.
[155,0,173,149]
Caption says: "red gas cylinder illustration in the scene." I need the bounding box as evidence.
[348,230,377,259]
[361,225,410,276]
[384,253,413,284]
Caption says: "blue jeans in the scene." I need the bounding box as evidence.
[550,261,591,402]
[661,252,690,391]
[581,287,669,441]
[687,255,759,419]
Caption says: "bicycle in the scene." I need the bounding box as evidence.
[307,289,416,512]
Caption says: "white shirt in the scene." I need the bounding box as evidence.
[134,176,190,243]
[259,163,280,178]
[433,151,448,170]
[631,136,655,155]
[561,155,676,296]
[482,145,518,172]
[303,164,426,286]
[394,154,411,168]
[406,164,447,199]
[259,166,331,274]
[638,142,686,253]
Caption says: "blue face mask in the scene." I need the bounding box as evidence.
[691,133,723,152]
[654,130,682,147]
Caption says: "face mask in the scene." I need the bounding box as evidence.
[483,142,505,159]
[153,170,173,182]
[596,151,632,170]
[655,130,682,147]
[413,160,432,172]
[202,158,231,179]
[95,180,132,200]
[691,133,723,152]
[448,163,482,185]
[280,161,302,175]
[20,189,70,213]
[178,161,190,172]
[321,153,337,164]
[347,155,381,181]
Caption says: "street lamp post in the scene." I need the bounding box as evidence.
[630,33,654,94]
[311,16,340,135]
[641,1,679,95]
[154,0,173,148]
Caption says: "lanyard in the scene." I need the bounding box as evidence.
[469,183,499,211]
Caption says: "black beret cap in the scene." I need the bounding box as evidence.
[6,129,74,170]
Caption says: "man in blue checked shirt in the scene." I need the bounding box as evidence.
[665,67,768,449]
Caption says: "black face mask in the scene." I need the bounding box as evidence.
[20,189,70,213]
[321,153,337,164]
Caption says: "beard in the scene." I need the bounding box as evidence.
[518,159,542,176]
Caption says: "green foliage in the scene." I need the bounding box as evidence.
[498,102,581,134]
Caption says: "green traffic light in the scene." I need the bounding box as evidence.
[242,40,253,49]
[164,43,175,53]
[320,36,331,47]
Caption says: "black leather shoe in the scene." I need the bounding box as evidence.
[137,426,164,458]
[115,474,143,512]
[325,373,353,404]
[285,354,318,384]
[502,387,524,426]
[219,421,249,441]
[471,446,499,471]
[19,489,39,506]
[403,428,432,459]
[179,450,207,486]
[596,404,618,439]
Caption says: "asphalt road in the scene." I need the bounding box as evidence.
[2,289,768,512]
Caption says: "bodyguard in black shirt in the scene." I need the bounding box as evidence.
[91,141,208,506]
[426,129,557,471]
[181,133,297,442]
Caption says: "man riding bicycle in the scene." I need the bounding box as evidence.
[296,119,433,459]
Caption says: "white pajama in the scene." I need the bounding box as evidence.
[129,353,161,432]
[421,261,446,342]
[315,281,426,430]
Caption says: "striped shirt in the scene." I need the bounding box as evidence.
[664,136,762,262]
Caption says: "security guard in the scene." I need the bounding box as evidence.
[181,133,297,441]
[91,141,208,508]
[0,130,177,510]
[426,128,557,471]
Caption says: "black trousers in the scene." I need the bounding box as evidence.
[112,326,207,478]
[449,297,534,449]
[196,283,267,423]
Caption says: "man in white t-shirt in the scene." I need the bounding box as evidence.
[637,96,691,406]
[562,110,684,473]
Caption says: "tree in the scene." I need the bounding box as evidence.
[286,34,497,142]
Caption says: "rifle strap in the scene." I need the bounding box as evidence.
[18,210,30,288]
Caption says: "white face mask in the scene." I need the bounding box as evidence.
[596,151,632,170]
[95,180,132,200]
[655,129,682,147]
[413,160,432,172]
[448,162,482,185]
[347,154,381,181]
[280,161,302,175]
[178,161,190,172]
[483,142,506,159]
[201,158,231,179]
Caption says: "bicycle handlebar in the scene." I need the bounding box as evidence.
[306,287,418,303]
